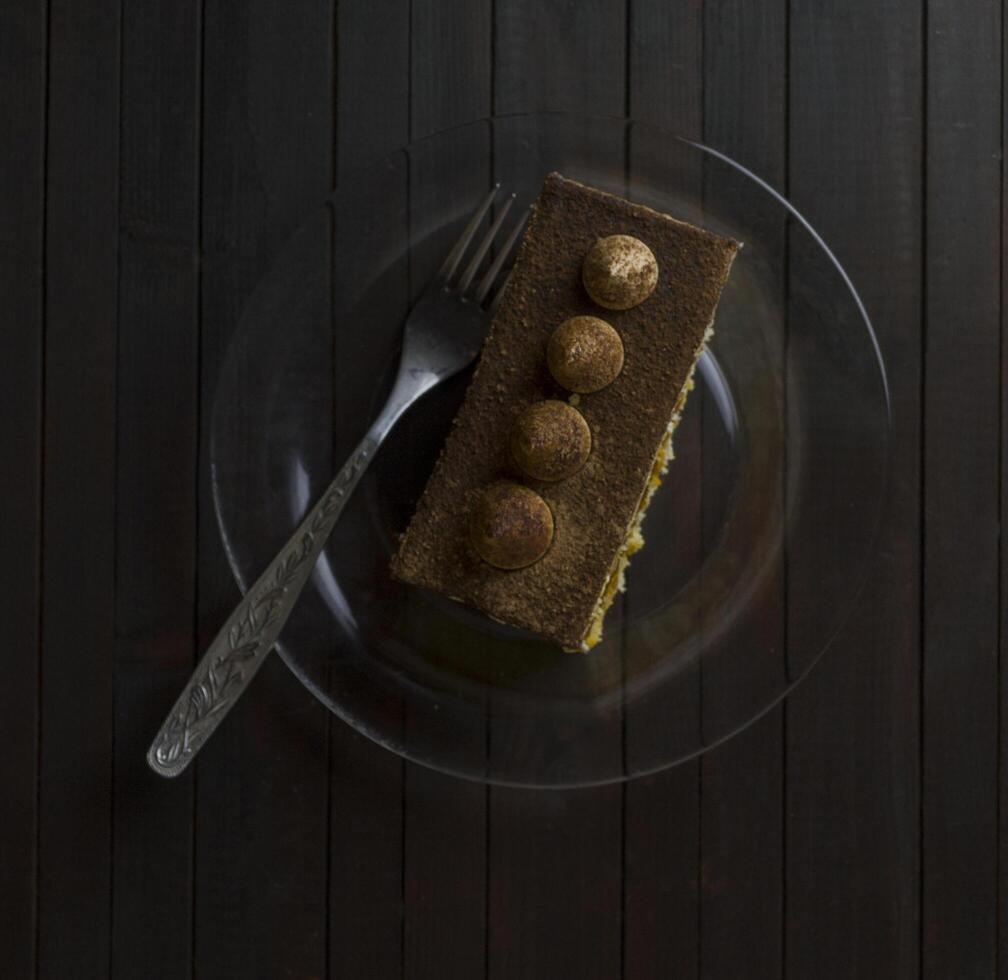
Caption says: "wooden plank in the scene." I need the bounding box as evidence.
[489,4,626,979]
[325,2,410,978]
[922,0,1001,975]
[0,2,46,975]
[37,0,119,976]
[698,2,786,977]
[494,0,624,115]
[629,0,704,136]
[786,1,922,976]
[489,785,624,979]
[623,3,703,976]
[402,8,492,978]
[402,765,487,980]
[111,2,201,977]
[193,2,332,977]
[410,0,491,138]
[623,769,700,979]
[334,0,410,175]
[1002,9,1008,970]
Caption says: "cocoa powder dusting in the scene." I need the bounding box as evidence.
[390,172,739,648]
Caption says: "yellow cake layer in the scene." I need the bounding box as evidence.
[577,326,710,652]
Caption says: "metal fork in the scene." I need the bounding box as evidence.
[148,185,527,777]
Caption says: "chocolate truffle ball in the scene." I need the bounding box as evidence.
[547,315,624,393]
[582,234,658,310]
[509,399,592,482]
[468,482,554,570]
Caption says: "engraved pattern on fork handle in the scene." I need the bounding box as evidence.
[147,436,377,777]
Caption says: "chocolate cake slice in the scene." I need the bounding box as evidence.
[391,173,739,651]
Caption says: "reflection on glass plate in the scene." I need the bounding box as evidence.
[211,112,889,787]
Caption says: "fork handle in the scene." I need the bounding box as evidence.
[147,433,378,777]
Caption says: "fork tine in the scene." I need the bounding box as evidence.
[457,194,515,293]
[476,206,530,307]
[439,183,500,281]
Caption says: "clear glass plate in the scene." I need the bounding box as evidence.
[211,112,889,787]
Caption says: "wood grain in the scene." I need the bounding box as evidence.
[0,2,46,975]
[489,785,624,979]
[334,0,410,175]
[922,0,1002,975]
[786,1,923,976]
[193,2,332,977]
[111,3,201,976]
[37,0,119,976]
[1002,11,1008,975]
[411,0,492,139]
[5,1,1008,976]
[494,0,626,117]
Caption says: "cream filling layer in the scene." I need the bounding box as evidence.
[575,324,713,652]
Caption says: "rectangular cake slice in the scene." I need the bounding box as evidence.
[391,172,739,650]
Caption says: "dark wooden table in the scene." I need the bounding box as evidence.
[2,1,1003,977]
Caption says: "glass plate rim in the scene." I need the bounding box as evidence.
[210,109,892,788]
